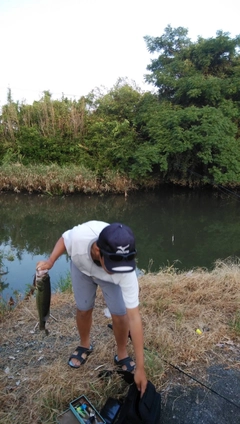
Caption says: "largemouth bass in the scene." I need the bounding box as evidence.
[34,269,51,335]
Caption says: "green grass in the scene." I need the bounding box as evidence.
[56,271,72,293]
[0,295,8,317]
[229,310,240,335]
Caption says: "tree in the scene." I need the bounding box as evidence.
[83,80,152,178]
[142,26,240,185]
[144,26,240,107]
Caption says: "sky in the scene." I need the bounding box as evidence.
[0,0,239,106]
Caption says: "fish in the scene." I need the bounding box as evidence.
[34,269,51,335]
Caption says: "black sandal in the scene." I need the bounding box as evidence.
[114,355,135,373]
[68,345,93,368]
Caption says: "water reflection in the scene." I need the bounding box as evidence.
[0,188,240,298]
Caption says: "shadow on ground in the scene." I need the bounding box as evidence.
[161,364,240,424]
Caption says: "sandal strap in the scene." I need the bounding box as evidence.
[114,355,135,372]
[75,345,93,354]
[69,353,84,361]
[68,345,93,367]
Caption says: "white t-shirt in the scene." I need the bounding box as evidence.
[62,220,139,309]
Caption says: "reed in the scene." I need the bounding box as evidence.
[0,163,138,195]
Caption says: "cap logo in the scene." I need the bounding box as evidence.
[116,244,130,254]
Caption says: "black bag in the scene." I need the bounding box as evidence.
[115,380,161,424]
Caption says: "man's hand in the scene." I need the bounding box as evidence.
[36,259,54,271]
[134,368,148,397]
[126,306,147,396]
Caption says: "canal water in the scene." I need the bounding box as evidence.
[1,187,240,299]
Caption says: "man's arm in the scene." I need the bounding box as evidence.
[127,306,147,396]
[36,236,66,270]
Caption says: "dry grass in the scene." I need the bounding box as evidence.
[1,261,240,423]
[0,164,138,195]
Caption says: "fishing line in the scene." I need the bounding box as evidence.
[107,324,240,410]
[180,167,240,201]
[144,347,240,410]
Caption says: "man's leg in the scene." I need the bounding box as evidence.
[98,279,135,370]
[111,313,130,359]
[69,262,97,367]
[112,314,135,370]
[69,308,93,367]
[76,308,93,348]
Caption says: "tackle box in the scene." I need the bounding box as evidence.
[57,395,106,424]
[57,408,80,424]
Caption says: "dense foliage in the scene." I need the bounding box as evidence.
[144,26,240,184]
[1,27,240,187]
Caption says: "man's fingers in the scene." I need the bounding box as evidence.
[36,261,47,271]
[137,383,144,397]
[140,380,148,397]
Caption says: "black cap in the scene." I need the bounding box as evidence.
[97,223,136,273]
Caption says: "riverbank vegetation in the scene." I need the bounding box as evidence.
[1,27,240,194]
[0,163,138,195]
[0,259,240,423]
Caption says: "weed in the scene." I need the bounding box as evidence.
[0,163,138,195]
[56,271,72,293]
[0,295,8,317]
[229,310,240,335]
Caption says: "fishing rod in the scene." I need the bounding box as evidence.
[145,347,240,410]
[107,324,240,411]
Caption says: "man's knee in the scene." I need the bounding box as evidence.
[77,309,92,319]
[112,314,128,326]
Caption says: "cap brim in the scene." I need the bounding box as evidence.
[103,255,136,274]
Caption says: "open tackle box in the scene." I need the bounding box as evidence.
[57,395,106,424]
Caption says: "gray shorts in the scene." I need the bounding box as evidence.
[70,261,126,316]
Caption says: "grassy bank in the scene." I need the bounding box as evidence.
[0,260,240,423]
[0,163,143,195]
[0,163,209,195]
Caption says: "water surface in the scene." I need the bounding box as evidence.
[1,188,239,299]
